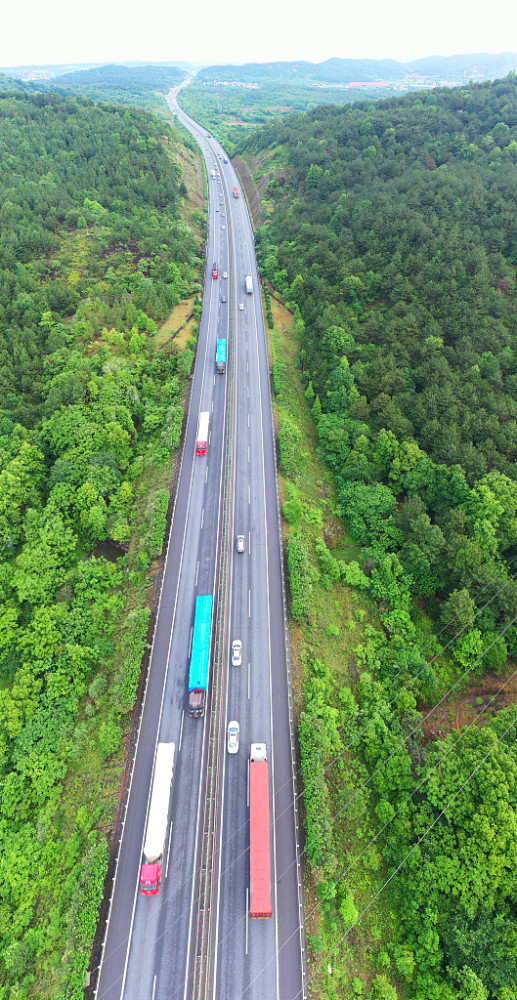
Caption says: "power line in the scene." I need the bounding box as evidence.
[89,600,517,997]
[305,711,517,995]
[90,614,517,999]
[191,665,517,996]
[201,704,517,1000]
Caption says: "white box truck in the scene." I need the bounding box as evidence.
[140,742,176,895]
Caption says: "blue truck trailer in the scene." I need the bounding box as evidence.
[188,595,213,717]
[216,338,227,374]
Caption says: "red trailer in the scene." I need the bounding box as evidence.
[249,743,272,918]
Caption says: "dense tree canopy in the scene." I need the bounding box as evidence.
[0,91,200,997]
[251,77,517,650]
[248,77,517,999]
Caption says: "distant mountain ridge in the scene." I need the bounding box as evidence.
[0,73,31,92]
[197,52,517,85]
[52,63,185,88]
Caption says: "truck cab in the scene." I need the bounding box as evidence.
[140,862,161,896]
[188,689,206,717]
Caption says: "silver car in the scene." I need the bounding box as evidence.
[227,721,240,754]
[236,534,245,552]
[231,639,242,666]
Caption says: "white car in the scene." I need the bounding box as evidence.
[227,721,240,754]
[239,303,244,311]
[231,639,242,666]
[223,271,228,278]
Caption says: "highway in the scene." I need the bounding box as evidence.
[93,81,306,1000]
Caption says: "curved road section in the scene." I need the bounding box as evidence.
[94,83,306,1000]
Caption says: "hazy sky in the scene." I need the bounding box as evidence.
[2,0,517,68]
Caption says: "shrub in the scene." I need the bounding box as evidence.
[287,535,312,621]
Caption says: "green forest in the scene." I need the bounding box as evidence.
[0,90,201,997]
[180,81,380,154]
[240,76,517,999]
[47,64,186,112]
[3,62,517,1000]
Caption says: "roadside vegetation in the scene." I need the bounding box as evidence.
[252,76,517,999]
[268,297,397,997]
[0,91,203,998]
[179,83,367,153]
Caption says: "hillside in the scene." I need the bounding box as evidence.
[45,64,186,110]
[0,72,30,91]
[0,90,201,997]
[181,53,517,154]
[240,76,517,999]
[52,62,185,89]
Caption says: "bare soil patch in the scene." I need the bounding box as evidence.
[156,297,196,350]
[421,666,517,741]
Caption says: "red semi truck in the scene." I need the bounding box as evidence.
[196,411,209,456]
[140,742,176,895]
[249,743,272,918]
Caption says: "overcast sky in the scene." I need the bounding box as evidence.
[1,0,516,69]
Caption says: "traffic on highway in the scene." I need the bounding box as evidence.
[93,82,306,1000]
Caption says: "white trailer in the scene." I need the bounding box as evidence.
[140,742,176,895]
[196,411,210,455]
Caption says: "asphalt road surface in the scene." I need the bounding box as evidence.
[94,82,306,1000]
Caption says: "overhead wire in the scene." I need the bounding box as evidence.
[304,710,517,995]
[152,698,517,1000]
[90,608,517,998]
[181,653,517,994]
[87,103,517,996]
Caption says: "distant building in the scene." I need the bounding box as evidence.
[348,81,390,87]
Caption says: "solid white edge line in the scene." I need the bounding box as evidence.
[117,132,223,997]
[97,178,219,997]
